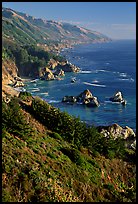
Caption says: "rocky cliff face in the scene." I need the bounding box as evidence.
[2,59,20,98]
[2,59,18,84]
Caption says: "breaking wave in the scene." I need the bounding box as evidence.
[83,82,106,87]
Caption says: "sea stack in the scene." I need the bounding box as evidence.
[62,89,100,107]
[109,91,126,105]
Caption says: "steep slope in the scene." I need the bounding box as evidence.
[2,7,111,46]
[2,94,136,202]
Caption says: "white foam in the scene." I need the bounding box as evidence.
[119,73,127,77]
[97,69,109,73]
[83,82,106,87]
[80,70,92,74]
[92,80,99,83]
[49,100,60,103]
[31,88,40,92]
[104,101,120,104]
[14,87,26,92]
[119,78,131,81]
[39,92,49,96]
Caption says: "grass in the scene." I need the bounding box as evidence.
[2,94,136,202]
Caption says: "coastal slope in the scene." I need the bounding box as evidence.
[2,7,111,47]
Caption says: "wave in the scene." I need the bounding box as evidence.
[79,70,92,74]
[97,69,110,73]
[104,100,121,104]
[48,100,60,103]
[118,78,134,82]
[31,88,40,92]
[92,80,99,83]
[119,72,127,77]
[14,87,26,92]
[39,92,49,96]
[83,82,106,87]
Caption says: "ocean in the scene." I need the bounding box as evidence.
[24,40,136,131]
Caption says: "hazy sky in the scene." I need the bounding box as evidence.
[2,2,136,39]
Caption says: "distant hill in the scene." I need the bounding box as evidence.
[2,7,111,46]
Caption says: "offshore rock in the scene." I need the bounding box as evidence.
[97,123,136,150]
[77,89,93,101]
[62,96,77,103]
[40,67,55,80]
[83,97,100,107]
[62,89,100,107]
[56,61,80,73]
[77,89,100,107]
[109,91,126,105]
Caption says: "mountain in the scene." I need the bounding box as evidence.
[2,7,136,202]
[2,7,111,46]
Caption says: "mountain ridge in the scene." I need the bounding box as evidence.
[2,7,111,46]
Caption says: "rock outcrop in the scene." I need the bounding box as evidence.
[97,123,136,150]
[56,61,80,73]
[47,59,59,69]
[54,69,65,77]
[12,81,25,87]
[109,91,126,105]
[62,96,77,103]
[40,67,55,80]
[62,89,100,107]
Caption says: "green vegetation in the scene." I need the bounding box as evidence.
[30,97,134,161]
[2,39,64,77]
[1,7,135,201]
[2,94,136,202]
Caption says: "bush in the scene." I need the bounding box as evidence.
[19,91,32,101]
[30,97,128,160]
[49,132,62,140]
[2,97,33,139]
[60,147,85,166]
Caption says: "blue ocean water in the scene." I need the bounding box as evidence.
[24,40,136,130]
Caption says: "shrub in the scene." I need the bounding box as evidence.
[49,132,62,140]
[19,91,32,101]
[60,147,85,166]
[2,97,33,139]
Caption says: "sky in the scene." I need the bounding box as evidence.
[2,2,136,39]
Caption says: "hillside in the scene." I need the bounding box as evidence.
[2,7,136,202]
[2,93,136,202]
[2,7,110,47]
[2,7,111,83]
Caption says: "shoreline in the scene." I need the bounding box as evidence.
[2,40,135,134]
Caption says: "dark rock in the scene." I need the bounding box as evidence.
[109,91,126,105]
[54,69,65,77]
[62,89,100,107]
[62,96,77,103]
[56,62,80,73]
[77,89,93,101]
[85,97,100,107]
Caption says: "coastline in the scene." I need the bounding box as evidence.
[2,39,135,134]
